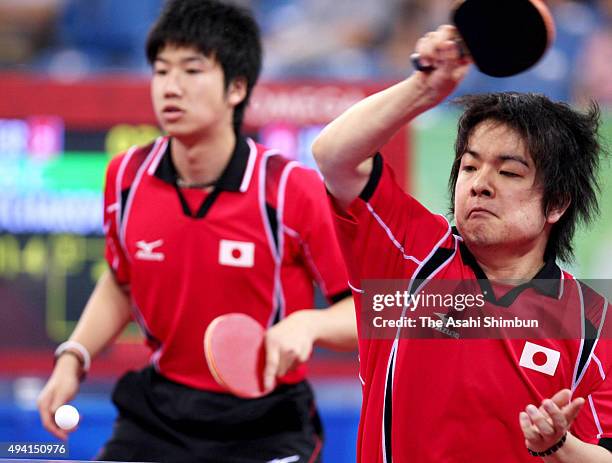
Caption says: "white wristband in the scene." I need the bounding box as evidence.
[54,341,91,372]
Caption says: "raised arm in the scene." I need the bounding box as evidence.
[312,25,470,208]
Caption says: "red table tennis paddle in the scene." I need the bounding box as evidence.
[204,313,275,399]
[412,0,555,77]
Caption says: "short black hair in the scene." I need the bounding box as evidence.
[448,93,604,263]
[146,0,262,133]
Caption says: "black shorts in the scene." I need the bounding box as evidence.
[96,367,323,463]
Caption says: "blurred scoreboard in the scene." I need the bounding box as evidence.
[0,75,410,372]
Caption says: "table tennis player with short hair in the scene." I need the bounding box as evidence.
[36,1,356,461]
[312,25,612,462]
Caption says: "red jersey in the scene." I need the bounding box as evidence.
[103,136,350,391]
[330,155,612,462]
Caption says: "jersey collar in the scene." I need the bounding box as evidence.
[453,227,562,306]
[153,135,251,192]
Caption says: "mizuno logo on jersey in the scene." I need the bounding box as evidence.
[219,239,255,268]
[135,239,165,261]
[432,312,460,339]
[519,341,560,376]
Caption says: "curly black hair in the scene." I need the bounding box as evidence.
[448,93,604,263]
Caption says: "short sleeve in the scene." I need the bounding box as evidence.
[572,353,612,445]
[327,154,452,284]
[283,166,350,303]
[103,154,131,288]
[572,292,612,445]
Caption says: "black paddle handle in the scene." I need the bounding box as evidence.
[410,53,435,73]
[410,39,467,74]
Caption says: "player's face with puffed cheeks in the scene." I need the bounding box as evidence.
[454,121,566,254]
[150,45,246,139]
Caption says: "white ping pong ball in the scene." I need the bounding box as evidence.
[54,404,80,430]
